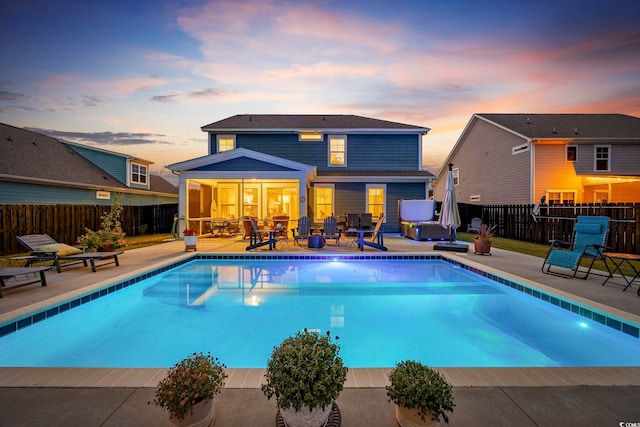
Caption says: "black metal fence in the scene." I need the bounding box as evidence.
[0,203,178,256]
[457,203,639,254]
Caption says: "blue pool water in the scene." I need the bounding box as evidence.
[1,258,639,368]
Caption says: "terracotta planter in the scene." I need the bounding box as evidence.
[280,404,332,427]
[170,399,214,427]
[184,235,197,252]
[98,243,115,258]
[395,405,438,427]
[473,238,491,255]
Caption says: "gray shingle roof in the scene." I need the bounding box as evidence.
[477,113,640,139]
[201,114,429,131]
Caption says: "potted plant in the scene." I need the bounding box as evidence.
[386,360,455,426]
[77,196,127,251]
[262,329,348,427]
[183,228,198,251]
[473,223,496,255]
[151,351,227,426]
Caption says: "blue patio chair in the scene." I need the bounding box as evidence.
[292,216,311,245]
[542,216,609,279]
[322,216,341,245]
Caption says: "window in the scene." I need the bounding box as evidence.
[328,135,346,166]
[546,191,576,206]
[566,145,577,162]
[314,185,334,221]
[594,145,610,171]
[217,135,235,152]
[453,168,460,186]
[512,143,530,155]
[366,184,386,220]
[299,132,323,141]
[131,163,147,184]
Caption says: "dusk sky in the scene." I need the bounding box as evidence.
[2,0,639,176]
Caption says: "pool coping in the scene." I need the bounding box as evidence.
[1,252,640,388]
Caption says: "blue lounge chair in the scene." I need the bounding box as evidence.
[542,216,609,279]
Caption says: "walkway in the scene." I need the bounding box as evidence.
[1,234,639,426]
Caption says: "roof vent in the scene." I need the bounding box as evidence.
[7,136,12,141]
[574,128,578,134]
[552,127,557,134]
[526,117,530,124]
[248,116,252,121]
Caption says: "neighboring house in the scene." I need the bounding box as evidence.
[168,114,434,232]
[0,123,178,206]
[433,114,640,205]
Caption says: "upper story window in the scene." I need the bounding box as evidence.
[328,135,346,167]
[299,132,323,141]
[217,135,236,152]
[453,168,460,186]
[566,145,577,162]
[594,145,610,172]
[131,163,147,185]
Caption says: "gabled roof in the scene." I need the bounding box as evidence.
[0,123,176,195]
[477,113,640,139]
[201,114,429,133]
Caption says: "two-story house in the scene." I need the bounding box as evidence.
[167,114,434,232]
[433,114,640,205]
[0,123,178,206]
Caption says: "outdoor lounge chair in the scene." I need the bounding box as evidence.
[245,218,277,251]
[467,217,483,233]
[292,216,311,245]
[321,216,341,245]
[0,266,52,297]
[541,216,609,279]
[16,234,123,273]
[356,213,387,251]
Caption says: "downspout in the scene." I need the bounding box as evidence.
[530,139,535,204]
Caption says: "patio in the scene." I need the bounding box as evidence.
[1,234,639,426]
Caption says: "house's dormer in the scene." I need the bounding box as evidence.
[63,141,153,190]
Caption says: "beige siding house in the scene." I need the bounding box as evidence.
[434,114,640,205]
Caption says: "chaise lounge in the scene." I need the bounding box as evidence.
[0,266,52,297]
[17,234,123,273]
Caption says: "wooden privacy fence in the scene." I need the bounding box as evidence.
[458,203,640,254]
[0,204,178,256]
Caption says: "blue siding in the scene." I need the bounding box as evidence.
[67,145,128,183]
[214,133,420,171]
[0,182,176,206]
[193,157,299,172]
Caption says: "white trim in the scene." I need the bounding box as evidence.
[512,143,530,155]
[594,145,611,172]
[566,145,577,162]
[313,183,335,221]
[470,195,481,202]
[365,183,386,222]
[216,135,236,152]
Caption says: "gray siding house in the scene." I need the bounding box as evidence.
[434,114,640,205]
[0,123,178,206]
[168,114,434,232]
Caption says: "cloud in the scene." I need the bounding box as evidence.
[25,128,173,146]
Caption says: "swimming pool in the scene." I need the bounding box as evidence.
[1,256,639,368]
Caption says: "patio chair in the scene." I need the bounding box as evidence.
[356,213,387,251]
[542,216,609,279]
[0,266,52,297]
[292,216,311,245]
[467,217,483,233]
[245,218,277,251]
[359,213,373,230]
[16,234,123,273]
[322,216,341,245]
[346,213,360,229]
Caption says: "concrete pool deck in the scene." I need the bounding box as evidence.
[1,234,640,426]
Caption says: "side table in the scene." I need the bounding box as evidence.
[602,252,640,294]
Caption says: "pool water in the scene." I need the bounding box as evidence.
[0,259,639,368]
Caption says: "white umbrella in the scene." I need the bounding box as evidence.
[439,163,461,242]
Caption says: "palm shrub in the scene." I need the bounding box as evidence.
[386,360,455,424]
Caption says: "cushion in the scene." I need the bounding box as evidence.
[36,243,83,256]
[574,223,602,234]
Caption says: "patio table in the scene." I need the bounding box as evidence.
[601,252,640,295]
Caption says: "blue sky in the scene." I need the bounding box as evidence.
[1,0,639,175]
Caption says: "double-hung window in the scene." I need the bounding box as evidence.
[131,163,147,184]
[594,145,610,172]
[328,135,346,166]
[366,184,386,220]
[314,184,334,222]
